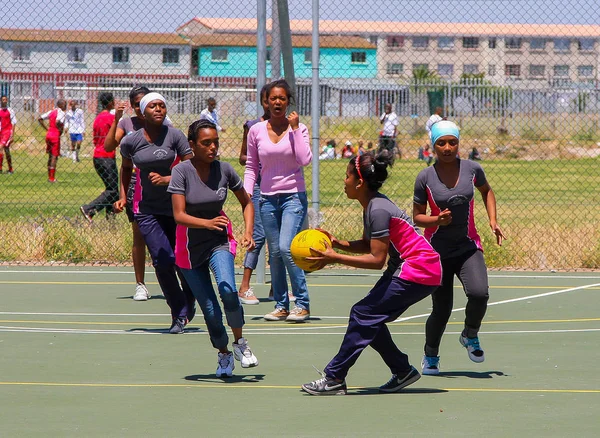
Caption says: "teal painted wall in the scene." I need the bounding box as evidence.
[198,46,376,78]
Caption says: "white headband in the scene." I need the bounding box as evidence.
[139,92,166,114]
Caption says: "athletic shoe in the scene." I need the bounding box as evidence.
[379,366,421,393]
[238,287,259,305]
[133,283,150,301]
[459,334,485,363]
[232,337,259,368]
[7,170,13,175]
[264,308,290,321]
[302,371,347,396]
[286,306,310,322]
[79,206,93,223]
[169,317,186,334]
[48,178,57,183]
[216,352,235,378]
[421,355,440,375]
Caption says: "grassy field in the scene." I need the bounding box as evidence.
[1,145,600,269]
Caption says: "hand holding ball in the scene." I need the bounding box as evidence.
[290,229,332,272]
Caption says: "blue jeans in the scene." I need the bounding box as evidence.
[180,250,244,350]
[260,192,309,310]
[242,183,266,270]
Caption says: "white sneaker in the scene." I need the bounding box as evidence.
[133,283,150,301]
[238,287,259,305]
[232,337,259,368]
[216,352,235,377]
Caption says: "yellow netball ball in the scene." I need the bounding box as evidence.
[290,229,332,272]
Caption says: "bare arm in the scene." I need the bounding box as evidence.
[104,102,127,152]
[114,157,134,213]
[232,188,255,250]
[171,193,230,230]
[309,236,390,270]
[239,124,250,166]
[413,203,452,228]
[38,118,48,131]
[477,182,506,245]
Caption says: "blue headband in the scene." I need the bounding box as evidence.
[430,120,460,146]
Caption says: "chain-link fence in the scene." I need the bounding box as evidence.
[1,1,599,269]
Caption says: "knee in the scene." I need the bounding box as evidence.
[465,287,489,301]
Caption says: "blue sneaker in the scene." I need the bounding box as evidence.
[459,334,485,363]
[421,355,440,375]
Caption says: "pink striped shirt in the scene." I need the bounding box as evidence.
[243,121,312,195]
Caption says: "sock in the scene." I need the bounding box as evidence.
[48,168,56,180]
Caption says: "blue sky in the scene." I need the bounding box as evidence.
[2,0,598,32]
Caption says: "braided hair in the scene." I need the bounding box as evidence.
[349,149,395,191]
[187,119,218,142]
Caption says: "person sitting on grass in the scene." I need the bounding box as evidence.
[301,150,442,395]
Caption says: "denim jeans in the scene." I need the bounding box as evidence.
[180,250,244,350]
[260,191,309,310]
[242,183,266,270]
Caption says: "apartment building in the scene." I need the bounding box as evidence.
[179,18,600,88]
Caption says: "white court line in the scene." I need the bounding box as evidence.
[0,311,348,319]
[2,269,600,280]
[0,326,598,336]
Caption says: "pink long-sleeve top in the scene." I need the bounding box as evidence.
[243,120,312,195]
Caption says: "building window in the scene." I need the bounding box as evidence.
[488,64,496,76]
[488,38,497,49]
[351,51,366,64]
[578,65,594,77]
[578,39,595,52]
[438,37,454,49]
[211,49,228,62]
[386,35,404,48]
[304,50,312,63]
[529,65,545,77]
[505,64,521,77]
[12,81,33,97]
[12,45,31,61]
[463,37,480,49]
[412,36,429,49]
[463,64,479,74]
[554,39,570,52]
[413,63,429,72]
[266,49,271,63]
[530,38,546,51]
[505,38,522,50]
[553,65,569,77]
[162,48,179,64]
[112,47,130,63]
[437,64,454,77]
[386,63,404,75]
[68,46,85,63]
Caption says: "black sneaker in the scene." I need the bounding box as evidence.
[379,366,421,393]
[79,206,94,224]
[169,317,186,334]
[302,375,347,396]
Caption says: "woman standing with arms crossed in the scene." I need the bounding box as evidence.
[113,92,195,334]
[413,120,505,374]
[168,119,258,377]
[244,79,312,322]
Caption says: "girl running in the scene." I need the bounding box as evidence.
[413,120,505,374]
[168,119,258,377]
[243,79,312,322]
[114,92,195,334]
[301,151,442,395]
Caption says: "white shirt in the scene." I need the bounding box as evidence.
[65,108,85,134]
[199,108,223,131]
[425,114,443,138]
[380,112,399,136]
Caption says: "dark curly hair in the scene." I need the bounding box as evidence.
[264,79,296,106]
[187,119,218,142]
[348,149,395,191]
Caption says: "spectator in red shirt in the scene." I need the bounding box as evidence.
[80,92,118,221]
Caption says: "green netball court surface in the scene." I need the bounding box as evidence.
[0,267,598,437]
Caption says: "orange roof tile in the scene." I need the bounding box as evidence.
[180,17,600,38]
[189,33,374,49]
[0,28,189,45]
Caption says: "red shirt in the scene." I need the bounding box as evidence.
[92,111,116,159]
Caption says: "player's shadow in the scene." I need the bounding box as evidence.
[301,387,448,396]
[435,370,506,379]
[184,373,265,384]
[126,327,204,334]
